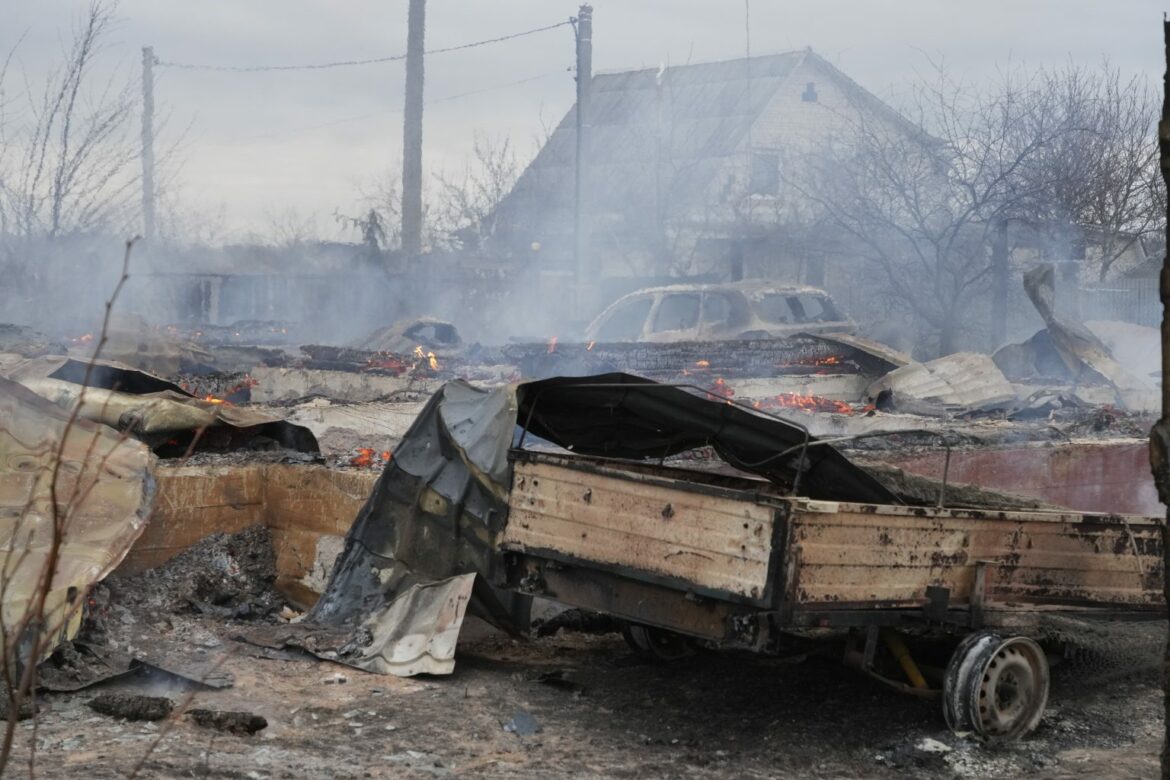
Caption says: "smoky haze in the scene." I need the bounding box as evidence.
[0,1,1164,358]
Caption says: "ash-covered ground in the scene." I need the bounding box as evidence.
[6,529,1164,779]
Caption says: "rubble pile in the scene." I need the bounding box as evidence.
[108,525,284,620]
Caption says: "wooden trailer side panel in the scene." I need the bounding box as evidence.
[502,460,776,600]
[787,501,1163,610]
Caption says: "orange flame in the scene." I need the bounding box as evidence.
[776,354,847,374]
[706,377,735,400]
[411,345,441,371]
[350,448,393,468]
[695,359,710,369]
[547,336,558,354]
[586,341,595,351]
[752,393,853,415]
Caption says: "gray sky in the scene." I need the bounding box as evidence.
[4,0,1164,241]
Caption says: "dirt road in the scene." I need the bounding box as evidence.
[10,618,1162,779]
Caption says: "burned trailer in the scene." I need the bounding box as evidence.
[307,373,1163,742]
[496,375,1164,741]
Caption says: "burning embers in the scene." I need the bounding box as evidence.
[350,448,392,468]
[363,345,440,375]
[752,393,854,415]
[183,375,260,405]
[774,354,859,375]
[703,375,854,415]
[414,346,441,371]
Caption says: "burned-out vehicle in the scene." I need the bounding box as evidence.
[583,281,855,343]
[351,316,462,355]
[296,374,1163,742]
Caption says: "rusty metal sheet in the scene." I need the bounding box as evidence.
[0,376,155,663]
[786,499,1162,610]
[241,573,475,677]
[866,352,1017,412]
[502,459,776,600]
[0,355,318,455]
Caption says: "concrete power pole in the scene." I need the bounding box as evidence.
[573,4,593,319]
[401,0,426,261]
[141,46,156,242]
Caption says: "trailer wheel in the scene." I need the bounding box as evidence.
[621,623,694,662]
[943,631,1049,741]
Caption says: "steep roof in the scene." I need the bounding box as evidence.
[493,49,914,254]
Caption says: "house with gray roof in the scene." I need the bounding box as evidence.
[491,48,920,286]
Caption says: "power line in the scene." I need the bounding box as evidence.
[234,70,564,142]
[156,20,573,72]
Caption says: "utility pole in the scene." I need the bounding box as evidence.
[573,4,593,319]
[401,0,426,262]
[141,46,156,242]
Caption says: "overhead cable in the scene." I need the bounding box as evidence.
[156,20,573,72]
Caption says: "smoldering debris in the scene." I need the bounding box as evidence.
[186,708,268,735]
[0,323,67,357]
[0,354,320,457]
[108,525,283,620]
[533,608,622,638]
[41,526,287,694]
[88,693,174,721]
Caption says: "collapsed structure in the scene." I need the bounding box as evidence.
[0,260,1162,749]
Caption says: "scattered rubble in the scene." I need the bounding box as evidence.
[0,268,1163,776]
[109,525,284,620]
[186,708,267,735]
[87,693,173,722]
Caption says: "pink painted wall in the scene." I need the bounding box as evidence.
[885,440,1160,516]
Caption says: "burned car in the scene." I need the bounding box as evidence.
[583,281,855,343]
[352,316,462,355]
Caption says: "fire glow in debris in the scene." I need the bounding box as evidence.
[753,393,854,415]
[350,448,392,467]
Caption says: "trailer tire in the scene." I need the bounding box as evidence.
[621,623,694,662]
[943,631,1049,741]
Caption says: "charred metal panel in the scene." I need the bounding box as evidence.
[502,553,753,644]
[786,500,1163,611]
[503,459,776,601]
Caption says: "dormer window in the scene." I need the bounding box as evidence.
[802,81,818,102]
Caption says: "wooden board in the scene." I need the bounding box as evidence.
[787,500,1163,609]
[118,464,266,573]
[502,459,776,600]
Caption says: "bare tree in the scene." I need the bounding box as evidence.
[789,65,1061,356]
[1017,63,1161,281]
[354,168,405,251]
[432,133,519,252]
[261,207,319,249]
[0,0,139,264]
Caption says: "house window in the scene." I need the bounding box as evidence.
[749,152,779,196]
[802,81,818,102]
